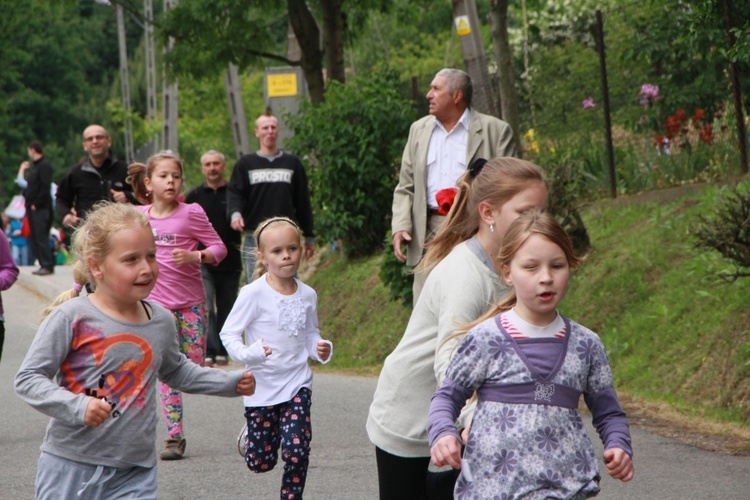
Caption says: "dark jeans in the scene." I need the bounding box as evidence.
[28,208,53,270]
[200,266,241,358]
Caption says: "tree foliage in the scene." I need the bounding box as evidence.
[157,0,388,103]
[0,0,138,202]
[286,69,415,257]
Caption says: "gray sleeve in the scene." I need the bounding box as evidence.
[156,312,244,396]
[14,310,90,425]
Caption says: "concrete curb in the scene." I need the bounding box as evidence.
[15,265,74,303]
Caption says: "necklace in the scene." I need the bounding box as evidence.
[267,274,297,295]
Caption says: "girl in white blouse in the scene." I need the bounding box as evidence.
[221,216,332,500]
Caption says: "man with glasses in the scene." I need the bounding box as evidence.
[56,124,136,230]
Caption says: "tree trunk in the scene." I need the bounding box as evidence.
[288,0,325,103]
[321,0,345,83]
[722,0,748,173]
[489,0,522,155]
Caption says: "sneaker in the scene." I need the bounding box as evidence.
[215,355,229,365]
[204,357,215,367]
[237,424,248,457]
[32,267,53,276]
[160,438,186,460]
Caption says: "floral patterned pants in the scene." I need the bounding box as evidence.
[244,387,312,500]
[159,304,207,439]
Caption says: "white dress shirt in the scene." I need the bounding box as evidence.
[425,108,471,210]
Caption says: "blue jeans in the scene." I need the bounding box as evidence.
[12,244,28,266]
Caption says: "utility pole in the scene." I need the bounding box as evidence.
[452,0,499,117]
[595,10,617,199]
[116,4,135,163]
[225,64,252,159]
[144,0,157,119]
[162,0,179,153]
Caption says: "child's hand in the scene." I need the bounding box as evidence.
[317,341,331,361]
[171,248,199,265]
[236,371,256,396]
[430,435,462,469]
[262,342,272,357]
[604,447,634,482]
[84,398,113,427]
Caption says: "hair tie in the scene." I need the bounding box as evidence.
[72,283,83,293]
[468,158,488,178]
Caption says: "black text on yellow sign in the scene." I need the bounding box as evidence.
[267,73,298,98]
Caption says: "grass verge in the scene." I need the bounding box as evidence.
[306,181,750,453]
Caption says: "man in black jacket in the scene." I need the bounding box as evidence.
[185,150,242,366]
[55,124,136,231]
[23,141,55,275]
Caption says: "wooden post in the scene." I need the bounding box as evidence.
[225,64,252,159]
[452,0,499,117]
[722,0,748,174]
[595,10,617,198]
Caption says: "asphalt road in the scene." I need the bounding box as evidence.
[2,268,748,498]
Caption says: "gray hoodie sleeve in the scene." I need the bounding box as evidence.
[15,309,91,425]
[155,307,244,396]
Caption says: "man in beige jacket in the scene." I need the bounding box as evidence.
[391,68,516,304]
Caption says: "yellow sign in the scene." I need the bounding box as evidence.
[454,16,471,37]
[267,73,298,98]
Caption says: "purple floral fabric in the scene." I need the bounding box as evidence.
[445,317,618,499]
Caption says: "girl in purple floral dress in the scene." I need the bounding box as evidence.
[428,211,634,499]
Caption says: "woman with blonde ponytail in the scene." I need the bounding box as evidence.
[368,157,548,499]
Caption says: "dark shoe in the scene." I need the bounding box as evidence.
[160,438,186,460]
[32,267,53,276]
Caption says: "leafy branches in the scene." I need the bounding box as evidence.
[694,184,750,280]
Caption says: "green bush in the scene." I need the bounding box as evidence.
[693,182,750,281]
[286,69,415,257]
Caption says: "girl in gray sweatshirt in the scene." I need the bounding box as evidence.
[15,202,255,499]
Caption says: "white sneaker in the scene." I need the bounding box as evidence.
[237,424,248,456]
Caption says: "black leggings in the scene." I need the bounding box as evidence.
[375,447,460,500]
[375,447,430,500]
